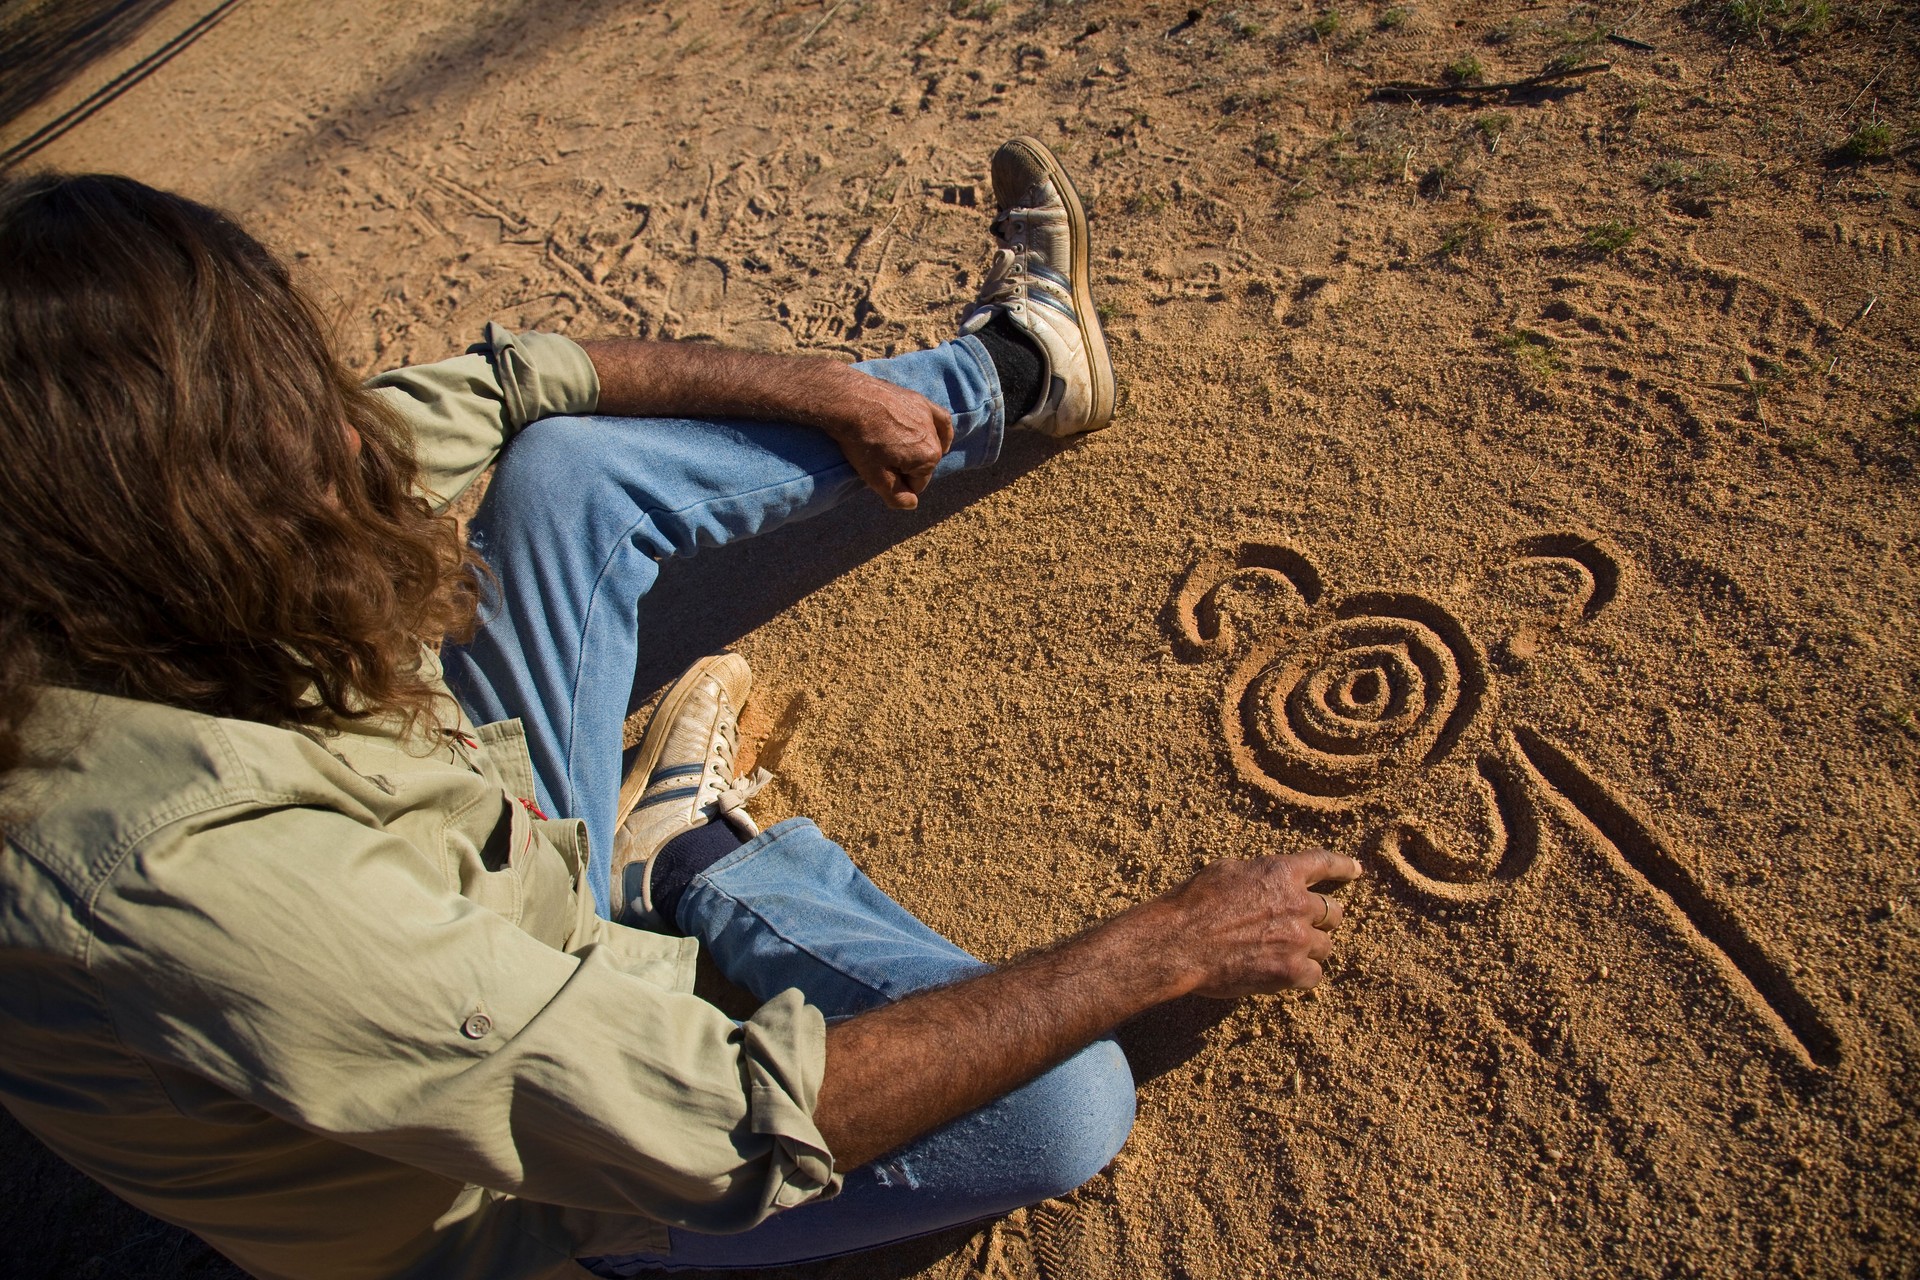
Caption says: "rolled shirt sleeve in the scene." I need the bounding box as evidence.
[89,801,839,1236]
[366,324,600,512]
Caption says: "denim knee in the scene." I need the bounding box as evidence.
[1005,1038,1136,1201]
[485,415,606,513]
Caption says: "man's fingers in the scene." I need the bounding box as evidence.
[1315,893,1345,931]
[932,405,954,453]
[1305,927,1335,963]
[1291,845,1363,888]
[886,466,923,509]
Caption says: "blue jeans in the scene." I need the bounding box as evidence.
[441,337,1136,1269]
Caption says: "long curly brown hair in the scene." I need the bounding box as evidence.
[0,173,484,828]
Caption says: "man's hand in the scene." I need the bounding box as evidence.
[579,339,952,510]
[1153,848,1357,998]
[813,847,1361,1170]
[809,365,953,510]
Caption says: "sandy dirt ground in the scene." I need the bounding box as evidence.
[3,0,1918,1276]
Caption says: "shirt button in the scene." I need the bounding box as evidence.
[461,1012,493,1040]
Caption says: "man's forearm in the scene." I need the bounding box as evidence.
[810,850,1357,1172]
[578,338,848,425]
[813,898,1195,1170]
[575,337,952,509]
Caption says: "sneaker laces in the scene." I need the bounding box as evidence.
[962,246,1026,330]
[712,767,771,837]
[699,712,742,802]
[698,710,770,836]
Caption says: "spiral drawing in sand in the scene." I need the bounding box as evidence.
[1173,543,1526,900]
[1171,533,1841,1069]
[1230,593,1485,810]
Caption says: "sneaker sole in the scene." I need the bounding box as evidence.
[615,653,751,829]
[1004,134,1116,433]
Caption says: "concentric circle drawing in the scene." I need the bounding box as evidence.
[1169,531,1841,1068]
[1228,592,1486,811]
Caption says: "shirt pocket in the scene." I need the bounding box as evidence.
[444,791,576,949]
[447,790,528,925]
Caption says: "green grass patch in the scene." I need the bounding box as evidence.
[1313,127,1402,185]
[1442,56,1485,86]
[1278,119,1412,194]
[1436,216,1493,258]
[1125,188,1169,216]
[1582,221,1639,255]
[1835,121,1895,164]
[1500,329,1565,380]
[1644,159,1736,211]
[1222,88,1282,115]
[1482,16,1528,44]
[1377,6,1412,29]
[1475,113,1509,146]
[1880,699,1920,738]
[1711,0,1831,40]
[1645,159,1716,191]
[1276,177,1323,217]
[1544,25,1609,73]
[1310,10,1343,39]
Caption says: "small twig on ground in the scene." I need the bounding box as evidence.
[544,240,641,325]
[1839,68,1887,122]
[866,201,908,294]
[1606,2,1651,48]
[1368,62,1612,102]
[793,0,848,58]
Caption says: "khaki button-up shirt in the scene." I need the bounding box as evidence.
[0,327,838,1280]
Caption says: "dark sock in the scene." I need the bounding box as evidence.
[648,819,747,933]
[972,312,1046,421]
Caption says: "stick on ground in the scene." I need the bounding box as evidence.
[1367,62,1613,102]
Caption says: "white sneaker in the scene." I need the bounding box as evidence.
[960,135,1116,437]
[612,653,768,927]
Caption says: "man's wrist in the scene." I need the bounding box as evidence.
[784,358,865,437]
[1091,897,1208,1007]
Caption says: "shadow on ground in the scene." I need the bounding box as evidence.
[1114,996,1239,1087]
[0,0,176,130]
[625,430,1058,715]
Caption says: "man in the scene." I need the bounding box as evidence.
[0,137,1358,1277]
